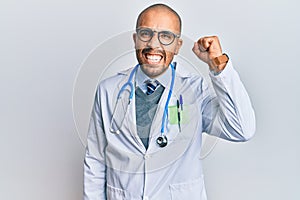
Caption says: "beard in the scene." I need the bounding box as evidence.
[135,47,174,78]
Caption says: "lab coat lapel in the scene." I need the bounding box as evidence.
[115,68,146,151]
[147,74,183,151]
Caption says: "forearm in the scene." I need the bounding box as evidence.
[206,61,256,141]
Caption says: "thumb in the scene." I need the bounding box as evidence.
[192,42,209,63]
[192,42,201,55]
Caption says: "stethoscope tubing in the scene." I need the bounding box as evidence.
[161,64,175,135]
[111,63,176,147]
[117,64,139,101]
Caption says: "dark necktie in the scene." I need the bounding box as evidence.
[145,80,159,95]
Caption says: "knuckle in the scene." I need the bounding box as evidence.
[212,35,219,40]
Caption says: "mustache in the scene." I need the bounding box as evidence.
[141,48,166,57]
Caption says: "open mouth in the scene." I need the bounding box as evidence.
[144,53,163,64]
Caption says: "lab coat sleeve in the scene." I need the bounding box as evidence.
[84,87,107,200]
[202,61,256,141]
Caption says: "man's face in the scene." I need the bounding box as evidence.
[133,9,183,78]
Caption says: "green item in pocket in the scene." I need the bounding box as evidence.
[168,105,189,125]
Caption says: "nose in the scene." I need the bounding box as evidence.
[147,32,161,48]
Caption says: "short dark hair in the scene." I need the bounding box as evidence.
[136,3,182,34]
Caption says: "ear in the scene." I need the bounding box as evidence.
[174,38,183,55]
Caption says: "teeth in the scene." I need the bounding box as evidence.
[146,54,162,62]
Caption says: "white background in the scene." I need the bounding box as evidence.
[1,0,299,199]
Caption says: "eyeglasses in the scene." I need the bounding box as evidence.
[136,28,180,46]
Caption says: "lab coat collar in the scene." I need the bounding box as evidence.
[135,65,172,93]
[116,62,192,80]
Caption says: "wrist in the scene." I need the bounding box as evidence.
[209,53,229,73]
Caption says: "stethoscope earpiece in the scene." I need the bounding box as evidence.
[156,135,168,147]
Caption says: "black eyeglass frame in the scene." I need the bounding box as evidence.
[136,28,181,46]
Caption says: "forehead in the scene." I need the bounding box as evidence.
[138,8,180,33]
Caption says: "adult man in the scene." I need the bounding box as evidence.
[84,3,255,200]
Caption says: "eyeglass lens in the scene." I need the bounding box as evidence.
[137,28,176,45]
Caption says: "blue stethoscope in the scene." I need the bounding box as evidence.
[109,63,176,147]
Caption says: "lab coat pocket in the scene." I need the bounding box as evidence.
[168,105,190,125]
[106,184,126,200]
[169,176,207,200]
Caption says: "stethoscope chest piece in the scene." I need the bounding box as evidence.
[156,135,168,147]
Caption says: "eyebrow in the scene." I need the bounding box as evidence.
[136,26,180,35]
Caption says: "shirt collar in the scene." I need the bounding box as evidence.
[135,65,172,90]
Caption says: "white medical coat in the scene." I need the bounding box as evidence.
[84,61,256,200]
